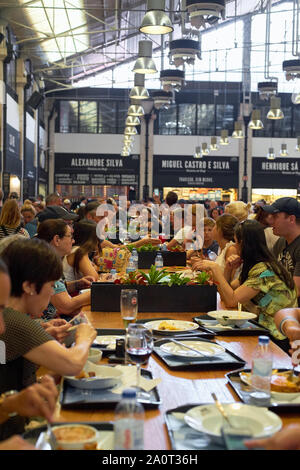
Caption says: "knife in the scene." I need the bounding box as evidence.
[168,339,209,357]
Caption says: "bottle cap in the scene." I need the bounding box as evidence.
[258,335,270,344]
[122,388,137,399]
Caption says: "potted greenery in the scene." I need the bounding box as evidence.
[91,267,217,313]
[127,244,186,268]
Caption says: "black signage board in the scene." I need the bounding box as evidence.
[23,139,36,197]
[252,157,300,189]
[153,155,239,188]
[24,139,36,180]
[55,153,140,186]
[2,172,10,198]
[5,124,21,176]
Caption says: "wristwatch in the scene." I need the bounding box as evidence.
[0,390,18,418]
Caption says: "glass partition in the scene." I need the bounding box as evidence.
[79,101,97,133]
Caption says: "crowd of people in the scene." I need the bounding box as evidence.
[0,189,300,449]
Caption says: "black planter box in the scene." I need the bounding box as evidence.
[137,251,186,269]
[91,283,217,313]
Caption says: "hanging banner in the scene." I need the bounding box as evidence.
[55,153,139,186]
[153,155,239,188]
[252,157,300,189]
[24,139,36,197]
[5,124,21,176]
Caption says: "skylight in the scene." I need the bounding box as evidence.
[20,0,89,63]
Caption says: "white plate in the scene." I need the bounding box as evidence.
[207,310,257,327]
[65,362,123,390]
[160,340,225,358]
[94,335,125,350]
[144,320,199,333]
[184,403,282,444]
[96,431,114,450]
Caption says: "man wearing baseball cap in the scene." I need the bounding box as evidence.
[37,205,79,224]
[263,197,300,302]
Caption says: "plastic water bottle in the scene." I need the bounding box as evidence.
[110,268,117,280]
[126,255,136,274]
[207,250,217,261]
[155,251,164,268]
[249,336,273,406]
[132,249,139,270]
[114,389,144,450]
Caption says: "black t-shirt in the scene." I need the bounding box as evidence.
[274,235,300,277]
[274,235,300,305]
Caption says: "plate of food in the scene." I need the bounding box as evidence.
[65,361,123,390]
[159,340,225,358]
[207,310,257,327]
[184,403,282,444]
[94,335,125,350]
[143,320,199,334]
[239,370,300,401]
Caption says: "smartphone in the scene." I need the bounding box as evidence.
[221,427,253,450]
[153,189,160,196]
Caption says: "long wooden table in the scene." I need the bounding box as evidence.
[51,308,300,450]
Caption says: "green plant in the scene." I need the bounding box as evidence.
[195,271,212,285]
[137,244,160,253]
[167,272,191,287]
[139,265,169,285]
[126,243,160,253]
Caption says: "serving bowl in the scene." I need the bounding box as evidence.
[52,424,98,450]
[207,310,257,327]
[65,362,123,390]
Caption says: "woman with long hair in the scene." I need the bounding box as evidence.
[192,213,239,274]
[63,221,99,281]
[196,219,297,349]
[0,200,29,240]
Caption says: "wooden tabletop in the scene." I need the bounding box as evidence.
[52,308,300,450]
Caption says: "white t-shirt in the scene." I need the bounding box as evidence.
[174,225,193,243]
[62,246,83,281]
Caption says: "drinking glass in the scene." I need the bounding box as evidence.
[120,289,138,328]
[126,324,153,390]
